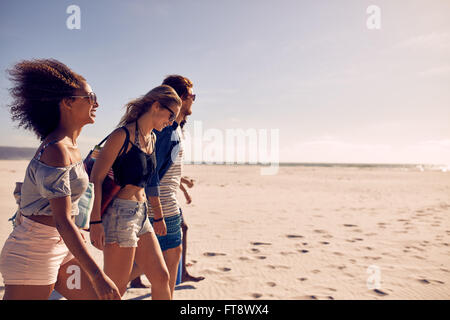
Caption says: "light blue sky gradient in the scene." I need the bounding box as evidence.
[1,0,449,164]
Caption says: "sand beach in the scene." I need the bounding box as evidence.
[0,160,449,300]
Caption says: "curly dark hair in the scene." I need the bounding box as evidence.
[7,59,86,140]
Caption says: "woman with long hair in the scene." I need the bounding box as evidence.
[89,85,181,299]
[0,59,120,300]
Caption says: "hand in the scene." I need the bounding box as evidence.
[89,223,105,251]
[185,179,194,188]
[183,191,192,204]
[182,177,194,188]
[92,270,121,300]
[153,219,167,236]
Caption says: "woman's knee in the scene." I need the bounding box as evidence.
[150,265,170,287]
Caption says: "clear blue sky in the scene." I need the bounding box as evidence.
[1,0,449,164]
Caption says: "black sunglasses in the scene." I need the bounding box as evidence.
[70,92,97,105]
[160,103,176,122]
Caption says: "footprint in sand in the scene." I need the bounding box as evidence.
[373,289,388,296]
[298,249,309,254]
[286,234,304,239]
[365,233,377,237]
[418,279,430,284]
[251,293,263,299]
[363,255,381,261]
[280,251,296,256]
[251,242,272,246]
[343,224,358,227]
[219,267,231,272]
[203,252,226,257]
[267,265,290,270]
[266,282,277,287]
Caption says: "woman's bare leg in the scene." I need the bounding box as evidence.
[3,284,54,300]
[163,245,182,297]
[103,243,136,296]
[53,258,98,300]
[134,232,171,299]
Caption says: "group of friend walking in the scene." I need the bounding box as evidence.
[0,58,203,300]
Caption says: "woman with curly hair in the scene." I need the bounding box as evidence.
[89,85,181,298]
[0,59,120,300]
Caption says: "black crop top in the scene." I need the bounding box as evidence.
[112,121,157,188]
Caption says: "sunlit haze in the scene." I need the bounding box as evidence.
[1,0,449,165]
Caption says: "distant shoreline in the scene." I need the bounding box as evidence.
[183,162,449,172]
[0,146,447,171]
[0,146,36,160]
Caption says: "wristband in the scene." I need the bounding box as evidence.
[153,217,164,222]
[90,220,102,225]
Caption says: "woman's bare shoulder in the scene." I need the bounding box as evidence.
[38,142,71,167]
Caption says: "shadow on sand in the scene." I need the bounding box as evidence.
[128,284,197,300]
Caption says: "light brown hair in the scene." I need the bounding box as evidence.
[118,85,181,127]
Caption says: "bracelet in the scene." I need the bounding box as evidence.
[153,217,164,222]
[90,220,102,225]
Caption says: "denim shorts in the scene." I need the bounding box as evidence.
[150,214,182,252]
[103,198,153,248]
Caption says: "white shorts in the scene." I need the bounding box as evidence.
[0,216,74,286]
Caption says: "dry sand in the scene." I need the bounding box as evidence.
[0,160,449,300]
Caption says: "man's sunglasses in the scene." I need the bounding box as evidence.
[70,92,97,105]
